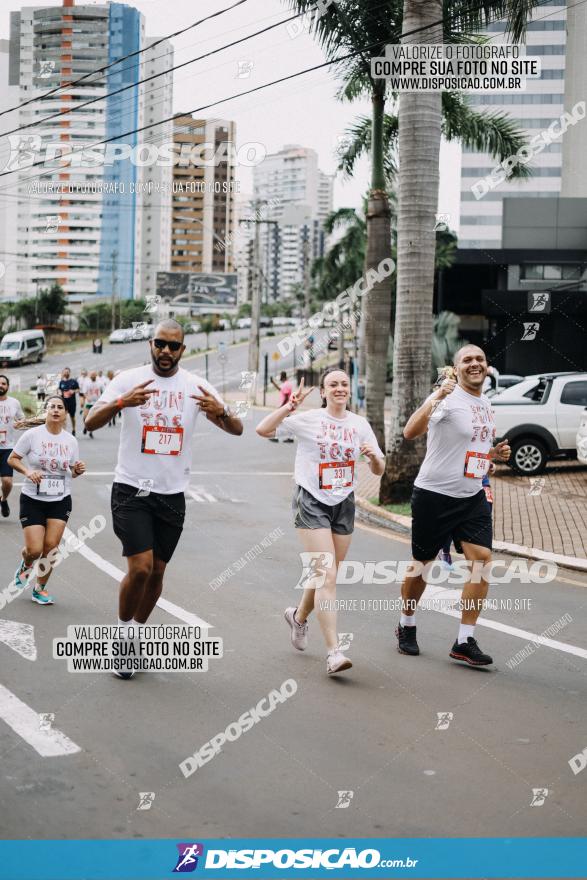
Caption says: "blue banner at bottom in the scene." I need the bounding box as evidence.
[0,838,585,879]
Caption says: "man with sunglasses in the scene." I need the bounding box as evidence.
[85,319,243,679]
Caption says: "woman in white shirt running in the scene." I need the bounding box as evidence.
[256,367,385,675]
[8,396,86,604]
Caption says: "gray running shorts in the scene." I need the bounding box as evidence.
[292,485,355,535]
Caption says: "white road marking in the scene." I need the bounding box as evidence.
[356,525,587,661]
[0,620,36,661]
[188,486,217,503]
[0,683,81,757]
[65,529,212,630]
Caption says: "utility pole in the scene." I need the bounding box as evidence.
[110,248,118,332]
[302,223,312,321]
[238,200,278,386]
[249,213,262,377]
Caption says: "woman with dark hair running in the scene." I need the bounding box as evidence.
[8,395,86,604]
[256,366,385,675]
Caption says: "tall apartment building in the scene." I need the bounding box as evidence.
[138,37,174,298]
[459,2,567,248]
[5,0,173,303]
[252,144,334,301]
[170,115,237,275]
[0,39,20,301]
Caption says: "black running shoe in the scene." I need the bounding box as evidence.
[113,669,135,680]
[0,499,9,518]
[450,637,493,666]
[396,623,420,656]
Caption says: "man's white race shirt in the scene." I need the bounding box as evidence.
[95,365,224,494]
[414,384,496,498]
[0,396,24,449]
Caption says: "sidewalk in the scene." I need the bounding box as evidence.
[356,459,587,573]
[248,387,587,571]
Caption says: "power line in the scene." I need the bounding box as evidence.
[0,12,306,139]
[0,0,253,120]
[0,41,381,189]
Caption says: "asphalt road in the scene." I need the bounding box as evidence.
[6,326,324,396]
[0,369,586,848]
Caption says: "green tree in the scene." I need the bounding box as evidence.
[199,316,217,350]
[37,283,67,325]
[289,0,534,450]
[311,207,366,303]
[119,299,147,328]
[79,302,111,333]
[12,298,37,328]
[381,0,538,502]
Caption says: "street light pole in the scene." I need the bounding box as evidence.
[111,248,118,332]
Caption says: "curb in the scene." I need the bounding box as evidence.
[355,497,587,574]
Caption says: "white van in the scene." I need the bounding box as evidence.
[0,330,46,366]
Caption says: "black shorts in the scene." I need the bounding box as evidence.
[292,485,355,535]
[411,486,492,561]
[0,448,13,477]
[20,493,72,527]
[111,482,185,563]
[63,398,77,415]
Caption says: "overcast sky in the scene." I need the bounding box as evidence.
[2,0,461,227]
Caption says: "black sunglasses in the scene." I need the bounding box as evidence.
[153,338,182,352]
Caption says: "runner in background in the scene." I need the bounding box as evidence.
[36,374,47,405]
[78,368,88,414]
[8,395,86,605]
[58,367,80,436]
[256,367,385,676]
[269,371,294,443]
[82,371,102,438]
[104,370,118,426]
[84,319,243,679]
[0,374,25,518]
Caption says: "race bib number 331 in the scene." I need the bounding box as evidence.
[319,460,354,490]
[141,425,184,456]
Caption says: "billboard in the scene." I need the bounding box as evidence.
[155,272,237,311]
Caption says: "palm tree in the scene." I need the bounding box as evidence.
[288,0,534,450]
[380,0,539,502]
[311,207,366,303]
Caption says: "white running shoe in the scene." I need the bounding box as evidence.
[284,607,308,651]
[327,649,352,675]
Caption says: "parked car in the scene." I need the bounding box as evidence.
[0,329,46,366]
[485,373,524,398]
[237,318,251,329]
[576,409,587,465]
[109,328,133,344]
[129,324,153,341]
[492,372,587,474]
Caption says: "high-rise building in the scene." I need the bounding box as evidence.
[170,115,237,275]
[0,39,20,301]
[5,1,173,304]
[459,2,567,248]
[139,37,174,298]
[252,144,334,301]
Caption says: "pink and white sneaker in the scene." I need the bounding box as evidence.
[284,607,308,651]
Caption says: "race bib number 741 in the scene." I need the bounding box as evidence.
[464,451,490,478]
